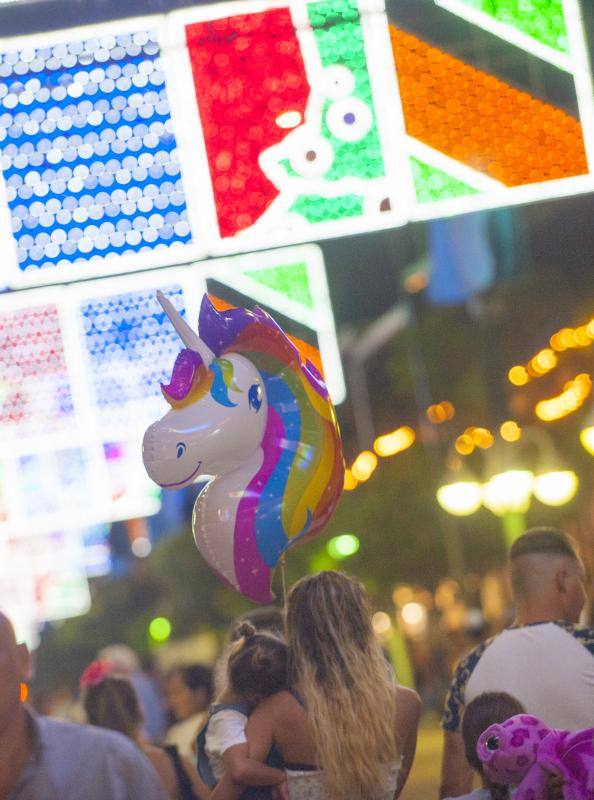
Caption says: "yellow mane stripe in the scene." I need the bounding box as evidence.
[286,421,336,539]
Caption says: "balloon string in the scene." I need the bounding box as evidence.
[280,555,288,606]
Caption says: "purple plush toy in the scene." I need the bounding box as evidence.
[477,714,594,800]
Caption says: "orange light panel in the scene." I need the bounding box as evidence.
[390,26,588,187]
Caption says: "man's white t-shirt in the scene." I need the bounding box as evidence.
[442,621,594,732]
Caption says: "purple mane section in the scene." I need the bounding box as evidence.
[197,295,329,399]
[161,348,204,401]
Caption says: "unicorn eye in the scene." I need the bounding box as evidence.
[248,384,262,412]
[176,442,186,459]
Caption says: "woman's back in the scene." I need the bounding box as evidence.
[247,685,419,800]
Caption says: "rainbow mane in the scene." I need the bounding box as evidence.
[198,296,345,603]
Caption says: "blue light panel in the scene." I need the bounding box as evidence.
[79,283,185,428]
[0,30,192,275]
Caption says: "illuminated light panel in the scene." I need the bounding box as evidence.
[0,23,198,288]
[434,0,571,68]
[390,25,588,188]
[0,530,91,618]
[0,300,73,444]
[76,281,191,434]
[203,245,345,404]
[411,156,479,203]
[0,244,342,539]
[180,0,410,252]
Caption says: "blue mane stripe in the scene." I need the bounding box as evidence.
[254,372,300,567]
[209,362,237,408]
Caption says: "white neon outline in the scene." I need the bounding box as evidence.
[202,245,346,403]
[433,0,574,73]
[563,0,594,171]
[0,14,206,289]
[407,137,505,193]
[410,171,594,221]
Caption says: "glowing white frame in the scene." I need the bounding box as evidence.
[0,15,207,290]
[403,0,594,219]
[166,0,412,255]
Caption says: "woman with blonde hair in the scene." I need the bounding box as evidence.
[212,571,420,800]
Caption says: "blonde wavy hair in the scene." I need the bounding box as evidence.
[286,571,399,800]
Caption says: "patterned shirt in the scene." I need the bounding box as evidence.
[442,621,594,733]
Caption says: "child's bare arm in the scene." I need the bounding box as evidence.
[209,772,243,800]
[222,743,286,786]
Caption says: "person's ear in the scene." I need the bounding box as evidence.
[555,569,569,596]
[17,643,31,682]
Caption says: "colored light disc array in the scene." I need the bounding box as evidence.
[0,302,73,441]
[0,30,191,274]
[410,156,479,203]
[390,25,588,187]
[457,0,568,52]
[185,8,311,238]
[20,447,89,517]
[79,283,185,431]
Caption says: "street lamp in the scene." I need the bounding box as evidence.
[481,470,534,516]
[437,429,578,547]
[436,480,483,516]
[436,457,483,516]
[532,471,578,506]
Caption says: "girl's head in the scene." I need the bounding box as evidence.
[462,692,526,800]
[81,664,143,741]
[166,664,214,721]
[227,622,287,705]
[285,571,398,800]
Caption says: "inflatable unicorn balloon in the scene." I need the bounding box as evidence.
[142,292,344,603]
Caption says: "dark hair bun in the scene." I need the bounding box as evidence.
[237,621,256,640]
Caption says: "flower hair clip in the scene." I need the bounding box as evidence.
[80,659,114,688]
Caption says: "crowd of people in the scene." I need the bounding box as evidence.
[0,527,592,799]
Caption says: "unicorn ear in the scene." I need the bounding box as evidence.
[157,290,215,366]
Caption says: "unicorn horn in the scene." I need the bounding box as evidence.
[157,290,215,365]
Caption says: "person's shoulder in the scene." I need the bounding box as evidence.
[394,685,421,716]
[551,620,594,654]
[453,633,498,676]
[40,716,143,760]
[251,690,300,720]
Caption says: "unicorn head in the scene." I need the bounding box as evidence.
[142,293,344,603]
[143,292,267,486]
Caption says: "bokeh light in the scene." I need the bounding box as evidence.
[533,471,578,507]
[351,451,378,482]
[436,481,482,516]
[149,616,171,642]
[327,534,360,560]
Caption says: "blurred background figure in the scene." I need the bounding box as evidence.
[165,665,214,759]
[82,661,208,800]
[98,643,168,743]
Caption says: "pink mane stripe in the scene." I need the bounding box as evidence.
[233,405,286,603]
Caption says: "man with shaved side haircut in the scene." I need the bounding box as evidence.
[0,613,168,800]
[439,527,594,799]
